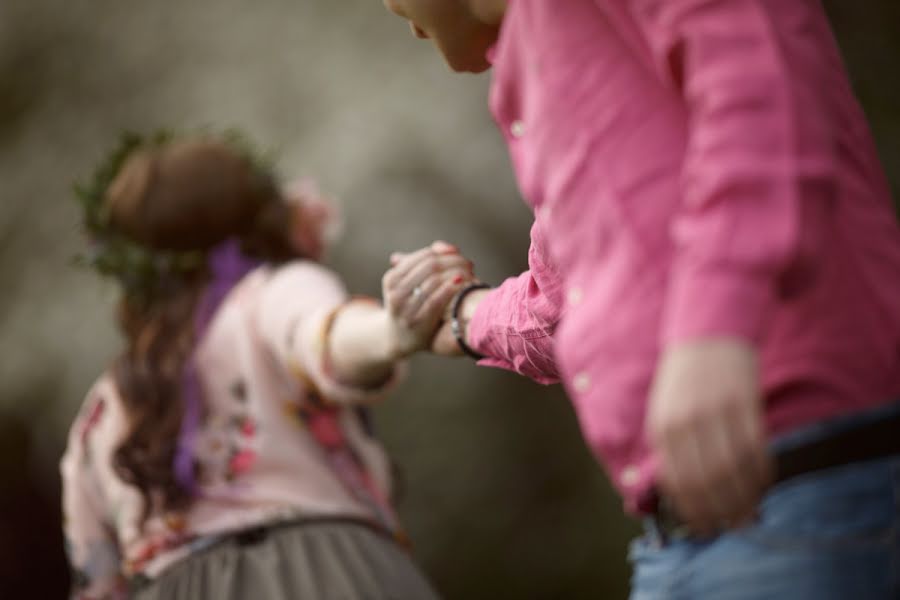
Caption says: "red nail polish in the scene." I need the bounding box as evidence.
[453,275,464,284]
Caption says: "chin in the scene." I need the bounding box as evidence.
[462,61,492,74]
[446,55,492,74]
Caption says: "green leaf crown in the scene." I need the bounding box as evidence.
[73,129,274,301]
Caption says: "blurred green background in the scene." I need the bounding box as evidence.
[0,1,897,598]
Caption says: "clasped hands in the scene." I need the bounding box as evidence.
[380,241,479,358]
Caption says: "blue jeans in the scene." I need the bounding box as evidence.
[629,404,900,600]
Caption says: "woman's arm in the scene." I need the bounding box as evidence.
[256,244,471,402]
[328,243,472,387]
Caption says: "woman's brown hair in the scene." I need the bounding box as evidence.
[105,138,302,522]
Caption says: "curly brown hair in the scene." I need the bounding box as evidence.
[104,138,304,522]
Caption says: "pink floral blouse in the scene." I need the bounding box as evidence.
[61,261,404,599]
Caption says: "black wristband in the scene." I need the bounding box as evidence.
[450,283,491,360]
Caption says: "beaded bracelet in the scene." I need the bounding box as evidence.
[450,283,491,360]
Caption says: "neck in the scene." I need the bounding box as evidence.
[470,0,507,25]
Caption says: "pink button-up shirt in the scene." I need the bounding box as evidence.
[468,0,900,513]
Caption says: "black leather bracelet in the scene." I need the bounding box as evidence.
[450,282,491,360]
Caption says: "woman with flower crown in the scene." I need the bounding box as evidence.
[60,133,468,599]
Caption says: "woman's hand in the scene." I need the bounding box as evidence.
[382,241,474,358]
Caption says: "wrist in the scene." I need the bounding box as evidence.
[458,288,490,340]
[451,283,491,359]
[377,307,407,362]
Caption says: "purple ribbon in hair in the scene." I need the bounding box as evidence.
[174,239,263,494]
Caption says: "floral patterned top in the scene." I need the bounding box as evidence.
[61,261,405,599]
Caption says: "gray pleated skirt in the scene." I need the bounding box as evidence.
[131,519,440,600]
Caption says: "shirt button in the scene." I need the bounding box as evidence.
[510,120,526,138]
[620,465,640,487]
[572,372,591,393]
[567,287,583,306]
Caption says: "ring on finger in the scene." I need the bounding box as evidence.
[412,286,424,300]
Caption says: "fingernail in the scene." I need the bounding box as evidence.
[432,241,458,254]
[453,275,464,284]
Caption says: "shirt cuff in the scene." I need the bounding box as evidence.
[467,290,559,385]
[662,263,775,348]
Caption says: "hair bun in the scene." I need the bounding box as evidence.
[106,139,274,252]
[105,150,155,234]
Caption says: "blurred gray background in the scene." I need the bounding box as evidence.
[1,1,898,598]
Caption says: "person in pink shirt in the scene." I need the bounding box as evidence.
[380,0,900,597]
[61,133,470,599]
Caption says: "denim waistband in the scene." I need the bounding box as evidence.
[642,399,900,546]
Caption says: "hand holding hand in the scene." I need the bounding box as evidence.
[382,241,473,357]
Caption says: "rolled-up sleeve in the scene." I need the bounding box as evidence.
[255,262,404,405]
[633,0,839,346]
[467,220,565,384]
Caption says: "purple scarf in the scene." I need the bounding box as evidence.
[174,239,263,494]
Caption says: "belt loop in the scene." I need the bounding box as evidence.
[643,516,669,548]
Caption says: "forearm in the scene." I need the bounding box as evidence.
[466,273,561,383]
[327,302,400,388]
